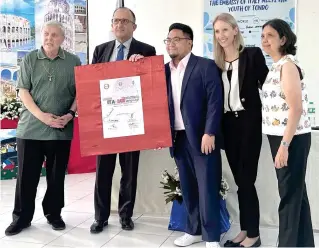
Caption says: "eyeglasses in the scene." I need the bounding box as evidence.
[163,37,191,44]
[111,18,135,25]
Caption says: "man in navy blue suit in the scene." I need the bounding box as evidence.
[164,23,223,248]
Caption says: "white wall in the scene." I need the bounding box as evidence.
[88,0,203,63]
[296,1,319,115]
[87,0,118,63]
[89,0,319,118]
[124,0,204,63]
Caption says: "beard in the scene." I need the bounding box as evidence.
[169,53,178,59]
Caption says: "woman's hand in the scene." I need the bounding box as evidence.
[275,145,289,169]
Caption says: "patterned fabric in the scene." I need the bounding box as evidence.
[261,55,311,136]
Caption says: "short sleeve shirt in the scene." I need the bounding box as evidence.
[16,47,81,140]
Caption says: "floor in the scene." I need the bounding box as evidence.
[0,173,318,248]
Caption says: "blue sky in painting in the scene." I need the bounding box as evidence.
[74,0,86,6]
[0,129,16,141]
[0,0,35,27]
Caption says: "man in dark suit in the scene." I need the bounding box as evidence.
[164,23,223,248]
[90,7,156,233]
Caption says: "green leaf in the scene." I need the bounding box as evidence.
[165,194,176,204]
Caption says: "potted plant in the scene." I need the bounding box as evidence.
[0,97,22,129]
[160,167,231,234]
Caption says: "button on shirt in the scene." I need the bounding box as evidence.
[110,37,133,62]
[169,53,191,130]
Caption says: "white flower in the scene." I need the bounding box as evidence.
[161,171,168,178]
[220,190,227,200]
[219,177,230,199]
[0,97,23,120]
[175,187,182,196]
[161,173,169,183]
[174,173,179,181]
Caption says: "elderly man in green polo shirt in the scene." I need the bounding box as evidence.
[5,20,81,236]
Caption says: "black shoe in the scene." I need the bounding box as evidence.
[90,220,108,234]
[120,217,134,231]
[47,217,66,230]
[5,221,31,236]
[224,240,242,247]
[239,238,261,247]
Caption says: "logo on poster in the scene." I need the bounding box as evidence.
[253,17,260,24]
[104,84,109,90]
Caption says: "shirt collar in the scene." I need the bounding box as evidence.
[115,37,133,50]
[37,46,66,60]
[169,52,192,70]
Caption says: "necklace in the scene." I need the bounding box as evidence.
[42,61,55,82]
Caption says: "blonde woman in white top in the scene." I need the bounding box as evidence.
[261,19,314,247]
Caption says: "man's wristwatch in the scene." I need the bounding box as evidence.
[281,141,289,147]
[67,110,76,119]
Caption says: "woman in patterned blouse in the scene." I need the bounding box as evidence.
[261,19,314,247]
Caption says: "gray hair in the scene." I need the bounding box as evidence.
[42,21,65,37]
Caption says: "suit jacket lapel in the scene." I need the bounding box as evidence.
[165,64,174,109]
[165,64,175,128]
[181,54,197,102]
[103,40,115,62]
[127,38,137,58]
[218,67,225,109]
[238,48,247,92]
